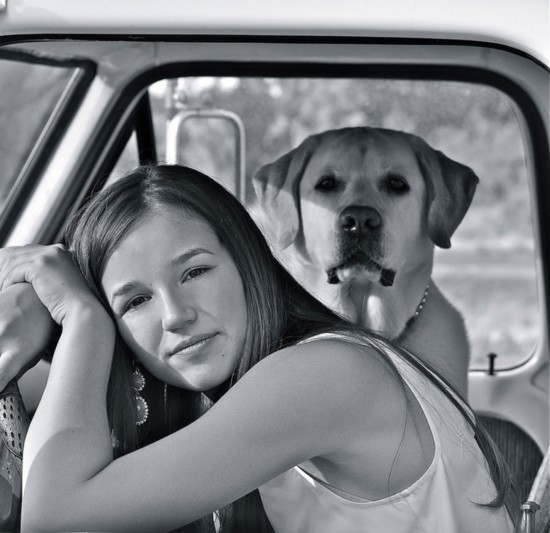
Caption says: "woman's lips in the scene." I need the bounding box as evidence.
[167,334,218,358]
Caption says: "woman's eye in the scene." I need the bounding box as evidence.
[184,266,210,281]
[123,295,149,314]
[387,176,410,194]
[314,176,338,192]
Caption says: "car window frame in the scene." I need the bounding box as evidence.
[64,51,550,309]
[2,36,548,373]
[0,47,96,243]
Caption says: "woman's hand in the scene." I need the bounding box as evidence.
[0,283,55,391]
[0,244,101,326]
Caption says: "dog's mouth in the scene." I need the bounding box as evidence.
[326,252,396,287]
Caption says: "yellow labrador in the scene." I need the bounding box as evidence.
[252,127,478,396]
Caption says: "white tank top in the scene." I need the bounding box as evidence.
[258,334,514,532]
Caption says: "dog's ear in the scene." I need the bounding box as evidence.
[413,137,479,249]
[252,136,319,249]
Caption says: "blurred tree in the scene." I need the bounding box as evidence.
[152,77,527,220]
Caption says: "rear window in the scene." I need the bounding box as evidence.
[111,76,538,371]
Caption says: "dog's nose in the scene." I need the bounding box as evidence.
[339,206,381,234]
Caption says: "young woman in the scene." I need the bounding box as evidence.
[0,165,517,532]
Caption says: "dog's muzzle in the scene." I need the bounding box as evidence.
[339,205,381,236]
[326,206,395,286]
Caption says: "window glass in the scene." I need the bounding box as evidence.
[0,53,78,212]
[147,77,536,370]
[106,131,140,187]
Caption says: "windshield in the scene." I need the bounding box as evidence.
[0,49,85,215]
[141,77,538,371]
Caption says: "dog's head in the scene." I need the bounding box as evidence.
[252,127,478,287]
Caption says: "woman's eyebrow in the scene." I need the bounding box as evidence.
[110,281,139,306]
[169,247,213,267]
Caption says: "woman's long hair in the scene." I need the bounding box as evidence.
[64,164,519,530]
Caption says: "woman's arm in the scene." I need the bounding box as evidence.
[0,246,383,533]
[24,339,371,533]
[0,245,118,529]
[23,303,116,530]
[0,282,55,392]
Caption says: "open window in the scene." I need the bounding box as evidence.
[110,75,539,373]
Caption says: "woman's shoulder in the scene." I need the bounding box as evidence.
[245,332,401,403]
[279,331,394,365]
[224,332,415,461]
[208,331,414,471]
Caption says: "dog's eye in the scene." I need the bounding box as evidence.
[387,176,410,194]
[315,176,338,192]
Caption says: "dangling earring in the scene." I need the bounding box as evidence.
[132,363,149,426]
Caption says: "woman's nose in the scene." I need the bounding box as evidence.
[161,295,197,331]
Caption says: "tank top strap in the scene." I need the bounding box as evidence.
[297,331,475,425]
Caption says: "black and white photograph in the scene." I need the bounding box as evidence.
[0,1,548,531]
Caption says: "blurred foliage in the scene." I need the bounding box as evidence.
[151,78,529,237]
[151,77,537,367]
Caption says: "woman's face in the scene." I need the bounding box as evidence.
[101,210,248,393]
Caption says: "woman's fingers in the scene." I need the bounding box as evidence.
[0,245,27,288]
[0,283,55,391]
[0,245,97,325]
[0,244,59,287]
[0,245,57,288]
[0,251,35,290]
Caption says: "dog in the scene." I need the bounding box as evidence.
[252,127,478,397]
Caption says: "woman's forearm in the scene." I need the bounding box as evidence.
[22,303,116,530]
